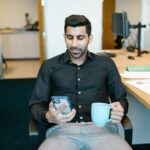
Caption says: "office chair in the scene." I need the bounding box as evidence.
[121,115,133,146]
[0,78,36,150]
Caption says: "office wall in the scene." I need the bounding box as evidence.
[115,0,150,50]
[43,0,103,59]
[115,0,141,48]
[141,0,150,50]
[0,0,38,28]
[116,0,141,24]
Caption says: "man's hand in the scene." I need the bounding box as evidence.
[110,102,124,124]
[45,102,76,124]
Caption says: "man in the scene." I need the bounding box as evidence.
[29,14,132,150]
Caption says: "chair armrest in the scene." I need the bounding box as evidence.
[29,119,46,149]
[29,119,46,141]
[121,116,133,146]
[29,119,38,136]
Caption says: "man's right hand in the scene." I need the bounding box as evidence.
[45,102,76,124]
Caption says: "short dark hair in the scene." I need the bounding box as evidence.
[64,14,92,36]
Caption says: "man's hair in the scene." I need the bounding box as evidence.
[64,14,92,36]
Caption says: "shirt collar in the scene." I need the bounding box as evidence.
[60,50,95,64]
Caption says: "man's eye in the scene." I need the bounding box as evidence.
[66,35,73,40]
[77,36,84,40]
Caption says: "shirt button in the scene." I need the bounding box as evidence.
[80,116,83,120]
[79,105,82,108]
[78,91,81,94]
[78,78,80,81]
[78,67,80,70]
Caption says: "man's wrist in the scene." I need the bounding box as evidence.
[39,110,48,124]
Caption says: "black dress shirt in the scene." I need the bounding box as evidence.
[29,51,128,126]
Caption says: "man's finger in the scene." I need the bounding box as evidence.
[59,109,76,123]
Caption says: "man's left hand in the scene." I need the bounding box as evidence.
[110,102,124,124]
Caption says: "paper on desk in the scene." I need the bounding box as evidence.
[125,79,150,95]
[120,71,150,79]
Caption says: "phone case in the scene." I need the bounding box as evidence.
[51,96,72,114]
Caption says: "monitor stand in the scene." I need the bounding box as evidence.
[130,22,146,56]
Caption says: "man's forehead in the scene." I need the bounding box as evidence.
[66,26,87,35]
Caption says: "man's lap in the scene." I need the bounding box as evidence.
[38,122,132,150]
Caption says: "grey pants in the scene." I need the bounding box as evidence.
[38,122,132,150]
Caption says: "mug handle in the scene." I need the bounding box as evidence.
[107,105,112,122]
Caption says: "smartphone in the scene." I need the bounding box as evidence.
[51,96,72,114]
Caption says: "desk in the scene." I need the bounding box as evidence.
[0,30,39,59]
[108,49,150,144]
[110,50,150,109]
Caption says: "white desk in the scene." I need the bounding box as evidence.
[110,49,150,144]
[0,30,39,59]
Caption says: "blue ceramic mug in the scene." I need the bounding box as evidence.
[91,103,111,127]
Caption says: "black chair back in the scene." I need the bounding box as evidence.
[0,78,36,150]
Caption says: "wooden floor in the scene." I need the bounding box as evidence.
[3,60,41,79]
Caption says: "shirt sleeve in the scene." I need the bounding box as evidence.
[106,59,128,115]
[29,62,51,124]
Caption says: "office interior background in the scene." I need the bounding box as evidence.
[0,0,150,62]
[0,0,150,149]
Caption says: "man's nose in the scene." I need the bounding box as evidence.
[72,39,78,47]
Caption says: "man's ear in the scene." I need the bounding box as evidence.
[89,35,93,44]
[63,33,67,42]
[63,33,65,38]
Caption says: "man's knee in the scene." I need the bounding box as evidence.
[38,136,79,150]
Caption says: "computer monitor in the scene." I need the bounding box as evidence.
[112,12,130,39]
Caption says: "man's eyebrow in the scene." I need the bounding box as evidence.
[77,35,85,37]
[66,34,85,36]
[65,34,72,36]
